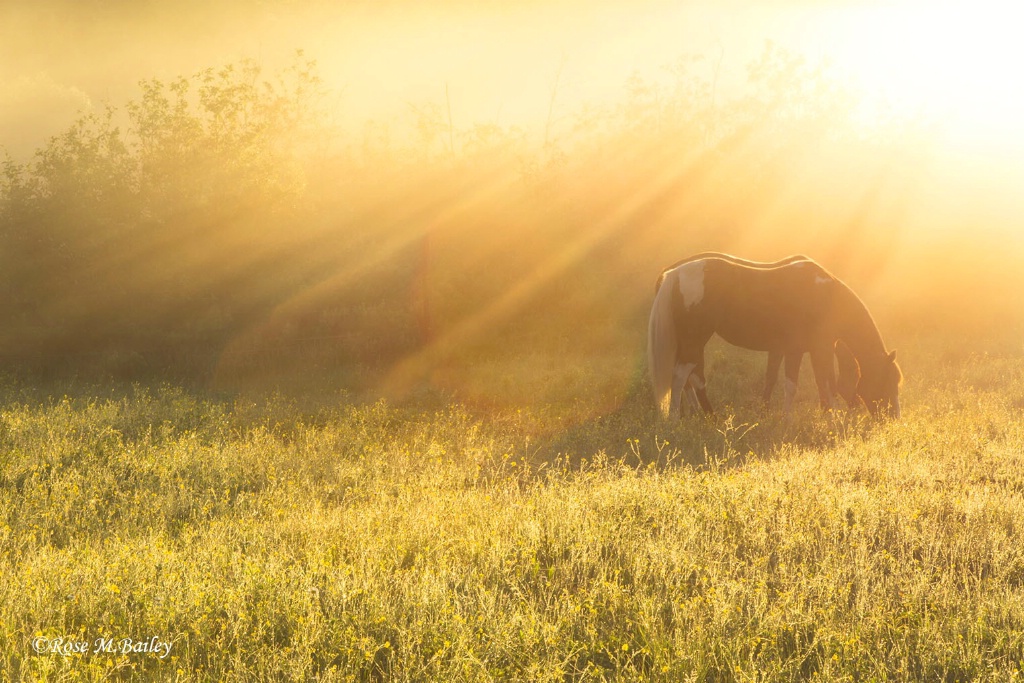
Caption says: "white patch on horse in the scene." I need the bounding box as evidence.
[815,275,832,285]
[673,261,705,309]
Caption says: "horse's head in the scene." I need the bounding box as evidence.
[857,350,902,419]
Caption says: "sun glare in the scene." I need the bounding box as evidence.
[826,2,1024,146]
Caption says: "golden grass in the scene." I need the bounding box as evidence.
[2,331,1023,681]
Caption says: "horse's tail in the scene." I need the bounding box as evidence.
[648,271,678,417]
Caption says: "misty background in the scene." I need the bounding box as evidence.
[2,0,1021,406]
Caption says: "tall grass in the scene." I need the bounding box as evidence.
[2,333,1023,681]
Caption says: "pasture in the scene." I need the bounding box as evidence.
[5,6,1024,678]
[3,329,1024,681]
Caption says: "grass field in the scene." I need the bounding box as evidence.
[6,3,1024,680]
[3,330,1023,681]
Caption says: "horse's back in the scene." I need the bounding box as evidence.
[655,252,811,293]
[704,257,836,309]
[677,256,838,350]
[659,255,840,319]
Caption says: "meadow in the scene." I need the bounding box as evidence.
[2,327,1024,681]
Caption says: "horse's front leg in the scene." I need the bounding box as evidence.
[809,344,838,411]
[782,351,803,414]
[835,339,862,408]
[763,351,783,404]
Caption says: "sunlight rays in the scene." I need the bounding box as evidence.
[374,131,758,401]
[212,166,521,384]
[7,0,1024,392]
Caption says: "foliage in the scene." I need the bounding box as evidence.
[0,54,328,369]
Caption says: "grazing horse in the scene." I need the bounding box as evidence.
[649,255,901,418]
[654,253,861,413]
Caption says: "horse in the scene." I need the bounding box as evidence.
[649,254,901,418]
[654,252,861,413]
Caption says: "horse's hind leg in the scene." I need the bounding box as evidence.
[685,383,701,414]
[671,352,713,417]
[671,361,697,416]
[763,351,783,404]
[687,350,715,416]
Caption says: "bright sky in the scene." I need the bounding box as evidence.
[3,0,1023,167]
[820,2,1024,151]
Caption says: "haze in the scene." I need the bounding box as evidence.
[4,2,1015,145]
[1,0,1021,394]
